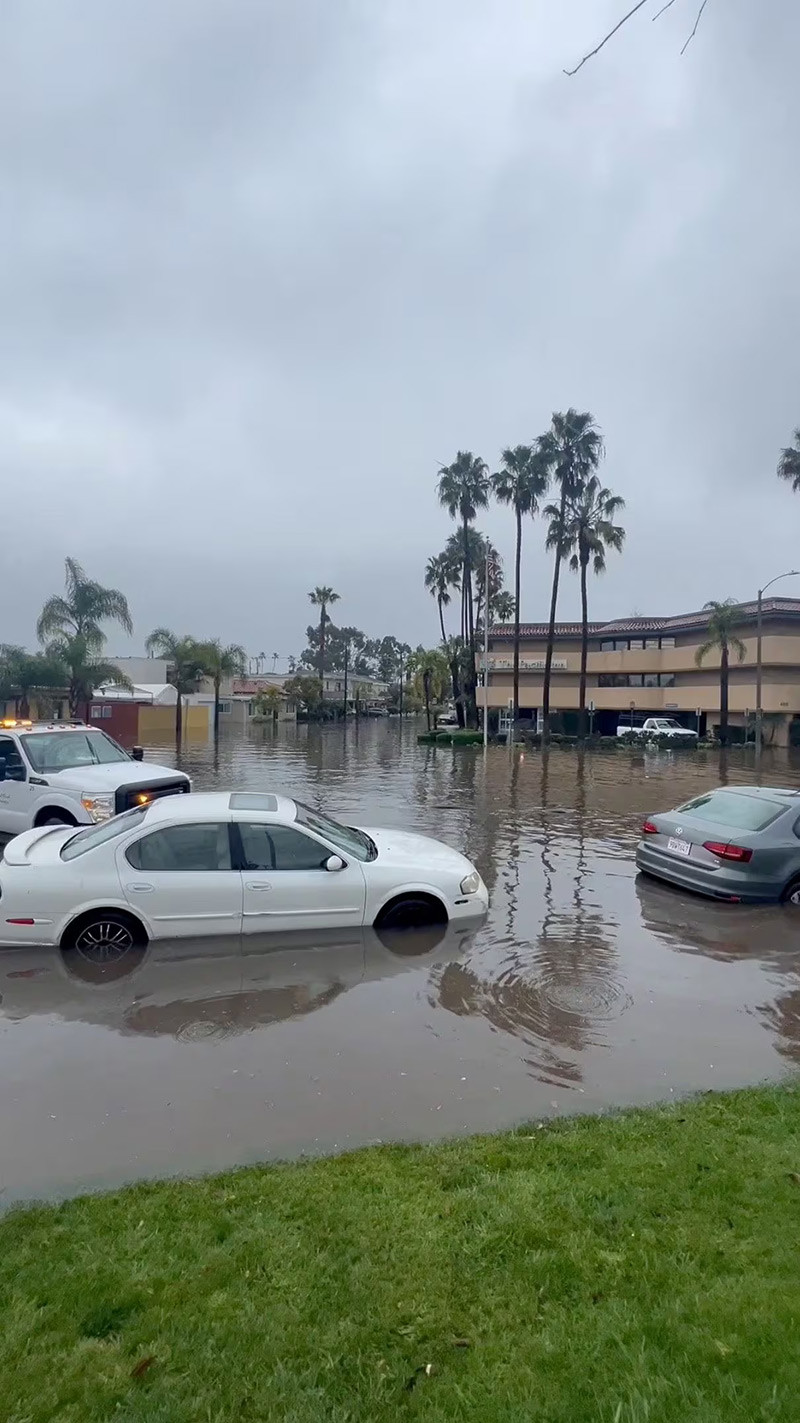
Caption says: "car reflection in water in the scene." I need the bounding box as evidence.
[0,920,481,1042]
[635,874,800,1066]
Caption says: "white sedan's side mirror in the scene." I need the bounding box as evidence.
[325,855,345,873]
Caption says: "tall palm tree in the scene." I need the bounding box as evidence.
[424,553,458,645]
[437,452,489,727]
[551,476,625,736]
[494,591,515,623]
[36,559,134,717]
[145,629,208,741]
[201,639,247,737]
[777,428,800,492]
[408,647,451,732]
[309,587,340,695]
[37,557,133,648]
[473,535,503,637]
[491,444,550,725]
[695,601,746,747]
[537,411,604,739]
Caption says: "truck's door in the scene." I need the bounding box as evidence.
[0,735,36,834]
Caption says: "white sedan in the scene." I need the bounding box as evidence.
[0,791,489,952]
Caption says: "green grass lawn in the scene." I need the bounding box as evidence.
[2,1086,800,1422]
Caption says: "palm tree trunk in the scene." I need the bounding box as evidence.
[578,552,589,739]
[463,517,477,728]
[424,671,432,732]
[512,503,522,726]
[438,596,447,646]
[213,674,221,739]
[542,484,568,740]
[319,610,326,715]
[719,644,729,747]
[176,691,183,743]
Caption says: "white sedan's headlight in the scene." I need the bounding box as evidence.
[460,870,481,895]
[81,792,115,823]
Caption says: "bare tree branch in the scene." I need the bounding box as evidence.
[565,0,713,75]
[563,0,653,76]
[680,0,710,53]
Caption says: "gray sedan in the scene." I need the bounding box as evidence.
[635,786,800,904]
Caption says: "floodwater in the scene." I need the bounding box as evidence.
[2,723,800,1206]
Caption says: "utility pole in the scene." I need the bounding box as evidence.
[398,645,404,720]
[342,639,349,723]
[756,570,799,757]
[483,544,490,749]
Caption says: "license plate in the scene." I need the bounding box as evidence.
[667,837,691,858]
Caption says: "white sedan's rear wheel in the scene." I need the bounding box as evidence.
[63,910,146,963]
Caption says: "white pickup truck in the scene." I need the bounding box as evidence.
[0,720,191,836]
[617,717,698,742]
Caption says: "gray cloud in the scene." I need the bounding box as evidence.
[2,0,799,660]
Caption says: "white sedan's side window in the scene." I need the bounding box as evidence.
[126,823,232,872]
[239,822,331,872]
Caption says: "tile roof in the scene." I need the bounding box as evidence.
[489,597,800,640]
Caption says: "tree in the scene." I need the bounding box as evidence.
[36,557,134,717]
[145,629,208,741]
[695,600,746,747]
[408,647,451,732]
[537,411,604,740]
[309,587,340,687]
[424,553,458,645]
[283,674,323,718]
[253,685,283,722]
[491,444,550,725]
[494,591,515,623]
[473,535,503,638]
[551,477,625,736]
[0,645,68,719]
[777,428,800,493]
[437,452,489,727]
[200,639,247,737]
[565,0,713,77]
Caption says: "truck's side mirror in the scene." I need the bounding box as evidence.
[131,746,144,762]
[0,758,6,783]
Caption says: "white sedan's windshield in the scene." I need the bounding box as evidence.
[22,731,131,774]
[295,802,375,861]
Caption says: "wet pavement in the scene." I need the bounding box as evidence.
[2,724,800,1205]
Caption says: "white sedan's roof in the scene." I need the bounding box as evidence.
[143,791,298,823]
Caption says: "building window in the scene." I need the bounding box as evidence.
[600,640,615,652]
[628,639,644,651]
[218,701,232,716]
[660,637,675,648]
[644,673,659,688]
[660,673,676,687]
[90,704,112,719]
[598,673,676,689]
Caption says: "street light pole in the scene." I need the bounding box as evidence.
[755,570,799,757]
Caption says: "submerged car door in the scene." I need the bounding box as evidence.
[116,818,243,937]
[235,821,366,932]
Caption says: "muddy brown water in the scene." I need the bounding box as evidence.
[2,724,800,1205]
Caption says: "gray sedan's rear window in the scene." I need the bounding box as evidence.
[676,791,787,832]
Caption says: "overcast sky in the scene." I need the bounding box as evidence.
[3,0,799,663]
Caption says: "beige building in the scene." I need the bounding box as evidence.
[483,597,800,746]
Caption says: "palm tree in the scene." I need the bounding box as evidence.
[309,587,340,695]
[473,535,503,637]
[551,476,625,736]
[695,601,746,747]
[491,445,550,725]
[424,553,458,645]
[37,557,132,647]
[537,411,604,739]
[494,591,515,623]
[145,629,208,741]
[36,558,134,716]
[777,428,800,492]
[201,639,247,737]
[437,452,489,727]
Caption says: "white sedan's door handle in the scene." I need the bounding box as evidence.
[127,882,154,893]
[246,881,272,892]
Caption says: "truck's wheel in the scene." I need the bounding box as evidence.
[36,810,78,827]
